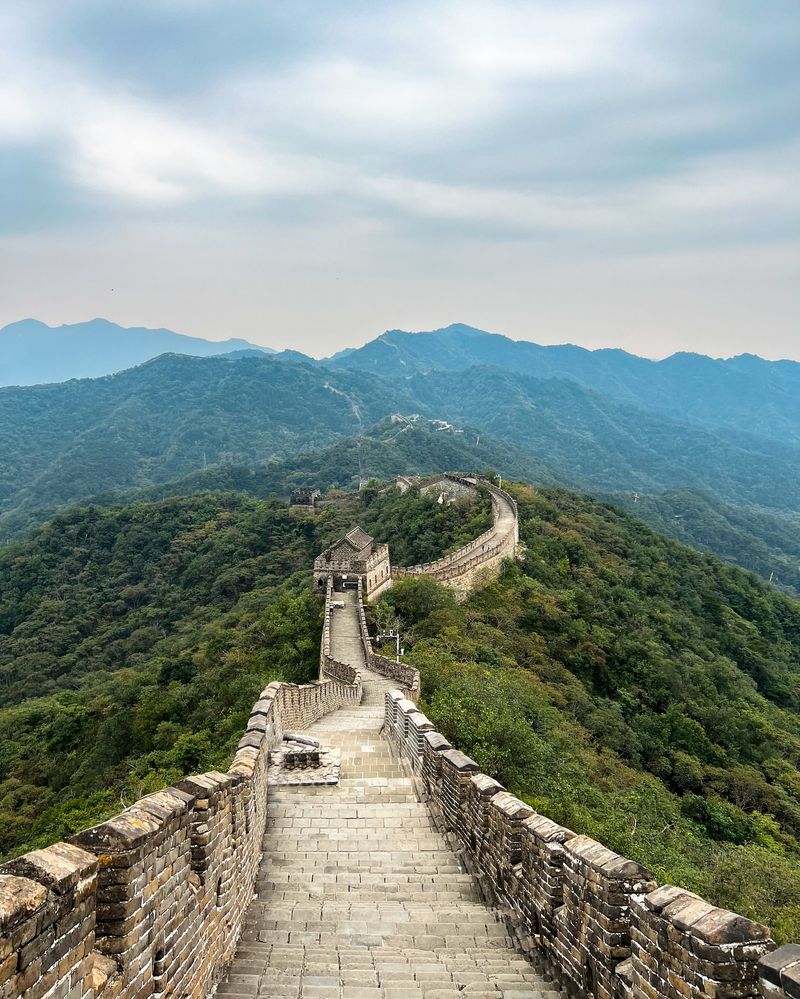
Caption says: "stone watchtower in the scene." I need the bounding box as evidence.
[313,526,391,599]
[290,487,321,508]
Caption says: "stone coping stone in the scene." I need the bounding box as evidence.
[760,946,800,988]
[237,730,264,751]
[442,749,479,772]
[176,771,234,802]
[0,874,48,932]
[491,791,533,820]
[524,814,575,843]
[692,907,773,946]
[647,885,772,945]
[423,731,451,752]
[72,806,162,854]
[782,963,800,999]
[643,884,694,912]
[663,895,717,932]
[2,842,97,894]
[566,834,654,883]
[135,788,192,823]
[471,773,505,798]
[601,854,655,885]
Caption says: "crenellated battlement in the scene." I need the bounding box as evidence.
[390,474,519,595]
[383,689,780,999]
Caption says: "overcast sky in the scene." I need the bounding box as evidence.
[0,1,797,359]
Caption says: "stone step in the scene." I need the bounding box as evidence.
[220,657,556,999]
[217,973,562,998]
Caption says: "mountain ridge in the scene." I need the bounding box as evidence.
[0,317,274,386]
[322,323,800,446]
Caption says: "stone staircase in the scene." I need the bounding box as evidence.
[216,664,564,998]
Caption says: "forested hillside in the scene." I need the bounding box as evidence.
[0,484,485,858]
[0,353,414,541]
[3,350,800,527]
[610,489,800,597]
[375,485,800,940]
[406,366,800,511]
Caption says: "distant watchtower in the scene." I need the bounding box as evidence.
[290,487,321,508]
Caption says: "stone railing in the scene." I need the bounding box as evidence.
[391,476,519,591]
[0,644,361,999]
[384,690,776,999]
[320,656,361,686]
[369,651,421,701]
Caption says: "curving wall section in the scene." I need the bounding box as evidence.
[384,690,782,999]
[391,475,519,593]
[353,576,421,702]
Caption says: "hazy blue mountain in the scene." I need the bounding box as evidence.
[0,318,273,386]
[3,350,800,543]
[327,323,800,446]
[407,366,800,512]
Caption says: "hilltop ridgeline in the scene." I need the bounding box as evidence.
[0,317,273,386]
[4,320,800,602]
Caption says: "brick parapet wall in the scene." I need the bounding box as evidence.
[0,662,361,998]
[368,651,421,700]
[383,689,777,999]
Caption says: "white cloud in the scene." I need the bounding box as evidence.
[71,98,274,202]
[439,1,638,79]
[0,0,796,247]
[0,82,44,141]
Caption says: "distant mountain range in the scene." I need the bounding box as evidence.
[2,318,800,594]
[318,323,800,448]
[0,318,273,386]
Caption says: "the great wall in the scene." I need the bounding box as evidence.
[0,474,797,999]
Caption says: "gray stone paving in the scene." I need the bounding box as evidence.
[217,595,561,999]
[328,589,367,668]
